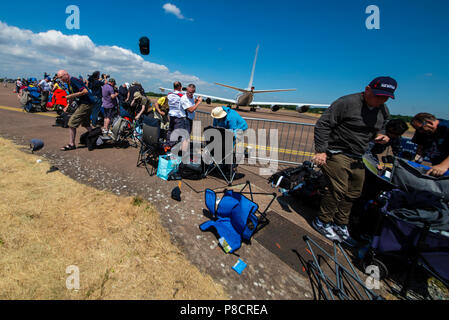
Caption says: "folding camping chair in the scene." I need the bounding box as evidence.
[360,190,449,298]
[200,181,277,254]
[202,126,240,186]
[136,118,166,176]
[357,156,449,298]
[110,116,137,147]
[303,236,384,300]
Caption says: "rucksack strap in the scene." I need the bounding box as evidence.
[168,92,184,98]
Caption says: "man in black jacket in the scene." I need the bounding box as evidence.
[312,76,397,245]
[88,71,104,127]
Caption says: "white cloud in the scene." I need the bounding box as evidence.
[163,3,193,21]
[0,21,205,90]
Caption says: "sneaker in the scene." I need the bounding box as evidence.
[312,218,341,242]
[332,224,358,247]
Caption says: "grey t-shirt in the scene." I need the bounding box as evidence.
[314,93,390,157]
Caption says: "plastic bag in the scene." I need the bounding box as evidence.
[157,154,182,181]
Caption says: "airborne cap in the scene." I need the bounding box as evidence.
[369,76,398,99]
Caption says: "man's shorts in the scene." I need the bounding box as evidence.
[104,107,117,120]
[68,103,93,128]
[168,116,189,146]
[170,116,188,132]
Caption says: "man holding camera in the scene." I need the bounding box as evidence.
[181,84,202,134]
[57,69,95,151]
[312,76,397,245]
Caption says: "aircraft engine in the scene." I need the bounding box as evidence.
[297,105,311,113]
[206,98,212,105]
[270,105,281,112]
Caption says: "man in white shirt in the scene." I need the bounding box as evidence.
[166,81,187,148]
[38,76,52,109]
[180,84,202,134]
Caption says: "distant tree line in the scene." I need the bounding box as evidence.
[145,91,167,98]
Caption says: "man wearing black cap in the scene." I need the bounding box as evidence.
[312,76,397,245]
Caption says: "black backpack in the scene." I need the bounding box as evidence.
[178,163,204,180]
[80,127,103,151]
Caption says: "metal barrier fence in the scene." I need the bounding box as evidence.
[194,111,316,166]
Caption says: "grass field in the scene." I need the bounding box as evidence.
[0,137,227,300]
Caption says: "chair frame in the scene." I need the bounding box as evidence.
[202,126,240,186]
[136,123,165,177]
[211,181,277,237]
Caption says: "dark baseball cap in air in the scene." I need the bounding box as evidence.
[369,76,397,99]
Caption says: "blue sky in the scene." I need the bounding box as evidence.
[1,0,448,117]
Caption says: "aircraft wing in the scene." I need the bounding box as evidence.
[195,93,237,104]
[252,89,297,94]
[250,101,330,108]
[159,87,237,104]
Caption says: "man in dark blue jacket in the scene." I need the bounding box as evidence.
[87,71,104,127]
[411,113,449,177]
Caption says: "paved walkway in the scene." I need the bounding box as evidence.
[0,88,374,300]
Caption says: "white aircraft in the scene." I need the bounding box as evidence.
[160,45,330,113]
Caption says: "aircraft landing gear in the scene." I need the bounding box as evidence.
[250,107,257,112]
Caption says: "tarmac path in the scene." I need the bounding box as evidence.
[0,86,385,300]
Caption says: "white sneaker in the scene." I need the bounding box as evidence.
[332,224,358,247]
[312,218,341,242]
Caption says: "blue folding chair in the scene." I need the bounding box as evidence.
[200,181,276,254]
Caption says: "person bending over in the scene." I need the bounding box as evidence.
[211,106,248,133]
[312,76,397,246]
[411,113,449,177]
[58,69,95,151]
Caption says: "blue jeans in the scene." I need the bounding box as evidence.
[91,96,103,126]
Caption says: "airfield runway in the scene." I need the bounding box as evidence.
[1,88,410,166]
[2,88,319,165]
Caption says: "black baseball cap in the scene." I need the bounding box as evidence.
[369,76,397,99]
